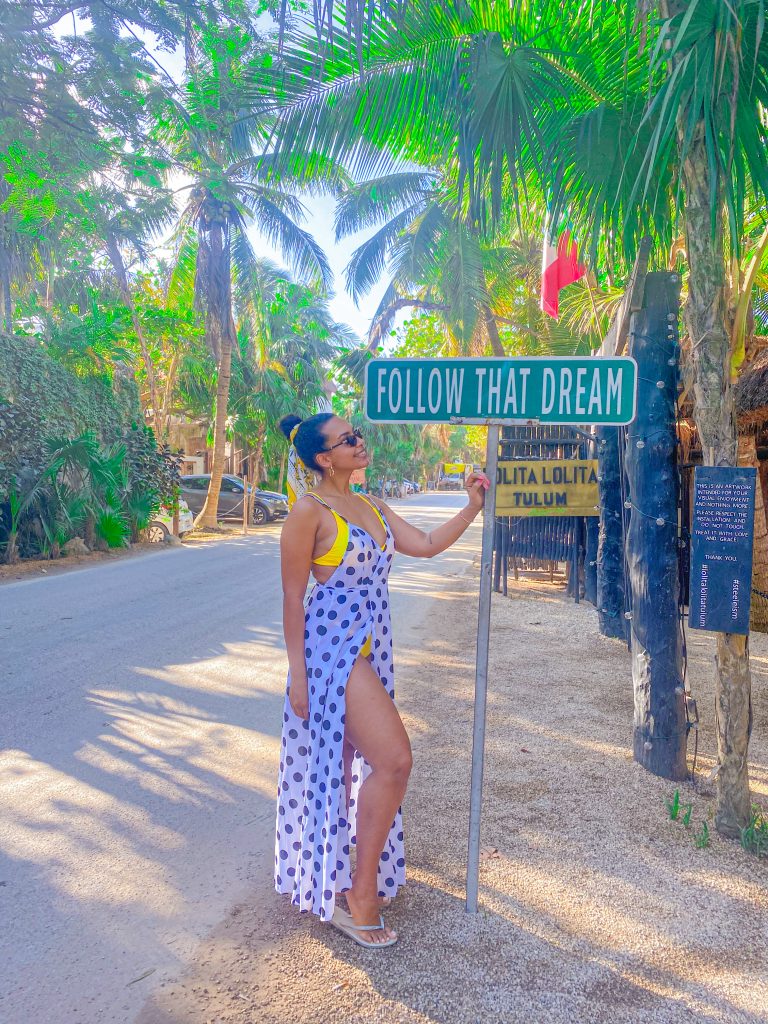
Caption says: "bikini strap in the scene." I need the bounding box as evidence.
[305,493,348,528]
[306,493,349,567]
[306,492,337,515]
[357,492,387,529]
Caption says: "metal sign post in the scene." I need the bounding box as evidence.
[466,424,499,913]
[363,356,638,916]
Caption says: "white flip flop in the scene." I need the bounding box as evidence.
[330,907,398,949]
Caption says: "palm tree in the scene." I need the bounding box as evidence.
[165,27,335,528]
[335,171,511,354]
[175,257,352,493]
[78,180,177,439]
[336,170,594,356]
[232,259,352,484]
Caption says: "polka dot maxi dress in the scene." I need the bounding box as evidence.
[274,496,406,922]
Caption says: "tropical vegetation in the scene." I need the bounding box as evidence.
[3,0,768,835]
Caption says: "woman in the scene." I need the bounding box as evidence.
[274,412,488,948]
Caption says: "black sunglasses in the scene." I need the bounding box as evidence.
[325,428,364,452]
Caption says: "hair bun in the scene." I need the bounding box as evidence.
[279,414,302,440]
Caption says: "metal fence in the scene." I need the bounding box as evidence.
[493,425,596,599]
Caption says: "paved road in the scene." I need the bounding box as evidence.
[0,493,478,1024]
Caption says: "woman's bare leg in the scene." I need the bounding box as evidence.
[342,736,393,908]
[342,655,412,944]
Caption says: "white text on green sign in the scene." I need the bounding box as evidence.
[365,357,637,426]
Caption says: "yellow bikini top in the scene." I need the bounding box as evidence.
[308,492,386,567]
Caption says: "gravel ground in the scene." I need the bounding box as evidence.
[136,565,768,1024]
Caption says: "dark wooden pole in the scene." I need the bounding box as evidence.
[597,428,630,640]
[584,517,598,605]
[626,271,687,780]
[584,433,599,605]
[493,517,502,593]
[572,518,581,603]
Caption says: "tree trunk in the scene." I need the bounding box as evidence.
[242,470,250,535]
[626,273,687,780]
[239,443,256,525]
[105,236,164,439]
[0,182,13,332]
[0,226,12,333]
[0,258,10,333]
[482,304,505,357]
[84,515,96,551]
[4,529,19,565]
[160,350,180,440]
[252,425,267,487]
[195,221,233,530]
[278,449,287,494]
[683,128,752,837]
[196,336,231,529]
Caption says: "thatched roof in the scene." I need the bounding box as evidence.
[736,349,768,427]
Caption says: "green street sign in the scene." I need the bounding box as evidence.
[365,357,637,426]
[364,358,638,425]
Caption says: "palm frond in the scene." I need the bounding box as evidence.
[95,509,131,548]
[439,223,486,347]
[334,171,438,238]
[344,205,425,303]
[167,226,199,306]
[244,150,353,195]
[248,193,333,289]
[627,0,768,259]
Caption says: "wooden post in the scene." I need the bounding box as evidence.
[493,518,502,593]
[584,517,598,605]
[501,519,509,596]
[597,427,630,641]
[584,431,599,604]
[593,242,650,639]
[626,272,687,780]
[242,474,250,535]
[572,519,580,604]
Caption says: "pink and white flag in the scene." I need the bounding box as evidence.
[540,226,586,320]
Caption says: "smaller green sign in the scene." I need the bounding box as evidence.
[365,357,637,426]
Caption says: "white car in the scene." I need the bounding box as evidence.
[147,499,194,542]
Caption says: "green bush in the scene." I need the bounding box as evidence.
[741,807,768,857]
[1,334,179,560]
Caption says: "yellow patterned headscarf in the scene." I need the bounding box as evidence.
[286,423,316,508]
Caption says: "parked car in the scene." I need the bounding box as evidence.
[147,498,194,543]
[383,480,406,499]
[180,474,289,525]
[437,474,463,491]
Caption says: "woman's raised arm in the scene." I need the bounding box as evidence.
[375,472,489,558]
